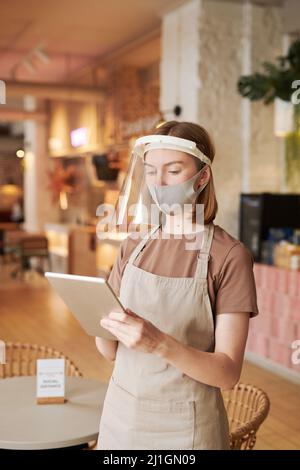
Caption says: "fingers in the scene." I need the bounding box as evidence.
[105,311,129,323]
[106,309,140,323]
[101,317,135,332]
[101,320,134,346]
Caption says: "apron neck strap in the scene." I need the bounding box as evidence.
[127,225,161,265]
[194,223,214,279]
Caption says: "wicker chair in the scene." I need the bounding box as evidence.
[222,383,270,450]
[0,342,83,379]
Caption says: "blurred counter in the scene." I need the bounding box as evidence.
[247,263,300,384]
[44,223,124,278]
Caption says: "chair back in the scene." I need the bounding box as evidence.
[0,342,83,379]
[223,383,270,450]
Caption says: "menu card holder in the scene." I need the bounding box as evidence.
[36,358,66,405]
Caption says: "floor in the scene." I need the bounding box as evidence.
[1,262,300,450]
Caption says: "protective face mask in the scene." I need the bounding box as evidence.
[146,167,208,215]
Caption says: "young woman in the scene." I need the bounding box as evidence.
[96,121,259,450]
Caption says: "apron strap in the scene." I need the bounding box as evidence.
[127,224,161,265]
[194,223,214,279]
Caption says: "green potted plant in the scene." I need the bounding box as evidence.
[237,38,300,191]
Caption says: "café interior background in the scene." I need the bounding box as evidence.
[0,0,300,451]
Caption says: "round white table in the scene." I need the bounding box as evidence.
[0,376,108,450]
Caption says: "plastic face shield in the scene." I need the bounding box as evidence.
[97,135,211,235]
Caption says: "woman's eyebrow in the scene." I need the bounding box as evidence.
[144,161,184,168]
[164,161,184,166]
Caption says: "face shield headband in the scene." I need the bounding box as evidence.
[133,135,212,168]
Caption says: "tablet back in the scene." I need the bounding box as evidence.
[45,272,123,340]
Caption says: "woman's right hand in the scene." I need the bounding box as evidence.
[101,306,125,326]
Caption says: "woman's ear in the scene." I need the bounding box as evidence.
[196,165,210,189]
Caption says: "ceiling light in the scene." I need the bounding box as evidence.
[16,149,25,158]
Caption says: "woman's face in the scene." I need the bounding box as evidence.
[144,149,200,186]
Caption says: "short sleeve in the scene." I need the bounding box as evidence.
[215,243,259,318]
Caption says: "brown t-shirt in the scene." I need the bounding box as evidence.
[108,224,259,318]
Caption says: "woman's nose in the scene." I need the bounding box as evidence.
[155,172,165,186]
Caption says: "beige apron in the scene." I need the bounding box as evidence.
[97,222,230,450]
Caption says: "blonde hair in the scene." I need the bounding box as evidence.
[153,121,218,224]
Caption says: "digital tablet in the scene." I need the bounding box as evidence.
[45,272,125,340]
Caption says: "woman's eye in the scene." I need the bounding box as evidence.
[168,170,181,174]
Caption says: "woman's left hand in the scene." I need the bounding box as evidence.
[100,309,166,355]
